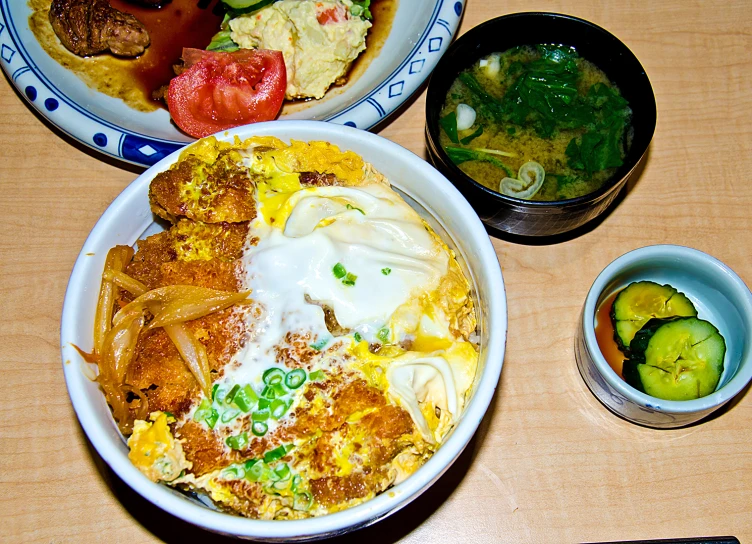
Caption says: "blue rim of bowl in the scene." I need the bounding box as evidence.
[0,0,464,167]
[582,244,752,414]
[59,121,508,539]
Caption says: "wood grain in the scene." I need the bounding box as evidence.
[1,1,751,542]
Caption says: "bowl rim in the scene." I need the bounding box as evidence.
[60,120,508,539]
[425,11,657,209]
[582,244,752,414]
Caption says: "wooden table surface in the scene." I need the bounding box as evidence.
[2,1,751,542]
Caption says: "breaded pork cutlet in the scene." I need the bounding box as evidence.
[150,150,257,224]
[175,378,421,515]
[120,149,255,418]
[125,219,249,291]
[120,215,250,416]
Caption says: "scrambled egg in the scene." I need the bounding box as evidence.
[128,412,191,482]
[123,136,480,519]
[230,0,371,99]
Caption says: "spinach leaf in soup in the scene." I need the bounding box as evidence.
[566,83,631,176]
[438,44,632,201]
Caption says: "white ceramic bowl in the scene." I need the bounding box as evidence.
[60,120,507,540]
[576,245,752,428]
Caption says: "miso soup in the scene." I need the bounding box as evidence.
[439,45,632,201]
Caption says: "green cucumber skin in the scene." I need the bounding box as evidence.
[622,359,645,393]
[222,0,277,12]
[623,317,726,401]
[626,317,672,365]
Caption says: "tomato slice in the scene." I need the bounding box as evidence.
[168,48,286,138]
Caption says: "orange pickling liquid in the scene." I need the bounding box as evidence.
[594,290,627,379]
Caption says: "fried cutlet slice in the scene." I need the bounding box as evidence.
[125,220,248,290]
[126,307,248,418]
[150,151,256,223]
[121,218,250,416]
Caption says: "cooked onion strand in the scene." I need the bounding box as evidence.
[94,246,133,354]
[164,323,213,397]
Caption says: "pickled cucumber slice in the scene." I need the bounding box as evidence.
[622,317,726,401]
[610,281,697,352]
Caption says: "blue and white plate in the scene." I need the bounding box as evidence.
[0,0,462,167]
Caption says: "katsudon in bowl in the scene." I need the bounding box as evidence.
[61,121,506,539]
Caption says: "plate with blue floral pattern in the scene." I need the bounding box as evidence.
[0,0,462,167]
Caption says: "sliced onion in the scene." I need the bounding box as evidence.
[113,285,247,328]
[164,323,212,397]
[455,104,476,131]
[96,309,146,433]
[93,263,248,430]
[103,269,147,297]
[149,290,249,329]
[94,246,133,354]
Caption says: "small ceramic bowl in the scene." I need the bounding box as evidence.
[576,245,752,428]
[425,12,657,238]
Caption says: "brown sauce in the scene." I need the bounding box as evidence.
[30,0,398,114]
[108,0,225,107]
[594,290,626,378]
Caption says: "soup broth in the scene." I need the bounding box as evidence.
[440,45,632,201]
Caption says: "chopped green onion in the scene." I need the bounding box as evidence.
[205,408,219,429]
[285,368,306,389]
[291,474,302,492]
[252,421,268,436]
[245,460,268,482]
[381,267,391,275]
[211,384,219,401]
[342,272,357,287]
[221,408,240,423]
[193,398,212,423]
[221,464,245,479]
[244,459,259,471]
[225,384,241,404]
[272,479,291,490]
[264,444,289,463]
[353,332,362,343]
[263,367,285,385]
[309,370,325,381]
[163,411,175,419]
[270,398,292,420]
[310,338,329,351]
[377,327,390,343]
[225,432,249,450]
[272,382,287,397]
[332,262,347,279]
[274,463,291,481]
[252,409,270,422]
[346,204,365,215]
[214,386,228,404]
[257,398,271,410]
[261,385,276,399]
[234,384,258,412]
[293,491,313,511]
